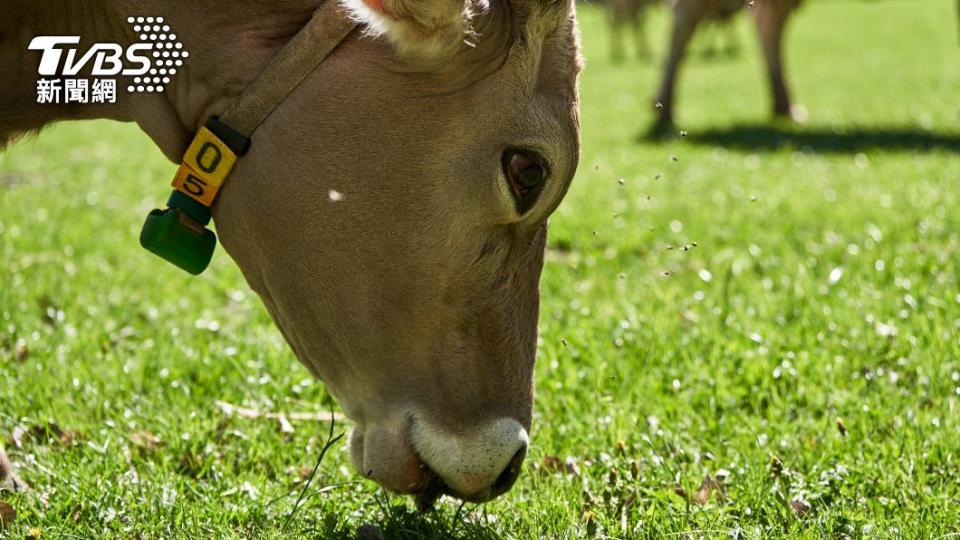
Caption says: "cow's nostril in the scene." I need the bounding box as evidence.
[409,416,529,501]
[492,446,527,496]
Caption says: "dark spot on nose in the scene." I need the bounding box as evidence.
[491,447,526,496]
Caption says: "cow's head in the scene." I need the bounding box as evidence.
[209,0,581,504]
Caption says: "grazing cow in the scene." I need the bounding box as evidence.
[605,0,739,63]
[605,0,658,62]
[653,0,801,130]
[0,0,582,508]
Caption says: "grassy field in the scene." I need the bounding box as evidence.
[2,0,959,537]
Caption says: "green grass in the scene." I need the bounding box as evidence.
[2,0,959,537]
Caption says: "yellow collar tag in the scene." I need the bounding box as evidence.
[171,126,240,207]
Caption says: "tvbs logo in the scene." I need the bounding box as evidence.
[28,16,188,104]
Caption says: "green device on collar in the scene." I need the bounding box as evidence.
[139,117,250,275]
[138,0,356,275]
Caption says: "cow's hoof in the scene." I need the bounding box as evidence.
[773,104,807,125]
[643,117,677,141]
[789,104,808,124]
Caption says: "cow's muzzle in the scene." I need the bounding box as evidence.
[415,444,527,511]
[350,415,529,509]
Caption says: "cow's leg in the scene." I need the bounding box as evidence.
[610,14,626,63]
[652,0,706,131]
[610,0,629,63]
[634,1,651,60]
[723,20,741,57]
[752,0,797,119]
[0,443,27,493]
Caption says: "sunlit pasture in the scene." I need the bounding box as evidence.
[1,0,959,537]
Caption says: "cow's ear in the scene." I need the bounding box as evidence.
[342,0,487,58]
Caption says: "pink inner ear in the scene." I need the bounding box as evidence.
[362,0,387,14]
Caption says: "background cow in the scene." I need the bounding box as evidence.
[604,0,740,63]
[605,0,658,62]
[651,0,958,130]
[653,0,802,130]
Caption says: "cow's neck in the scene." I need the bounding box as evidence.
[1,0,321,161]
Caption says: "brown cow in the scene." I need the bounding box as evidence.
[606,0,658,62]
[653,0,801,130]
[0,0,582,508]
[605,0,740,63]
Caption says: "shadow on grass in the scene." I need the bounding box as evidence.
[686,124,960,153]
[372,506,503,540]
[294,497,503,540]
[656,124,960,153]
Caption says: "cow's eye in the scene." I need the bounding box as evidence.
[502,149,549,213]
